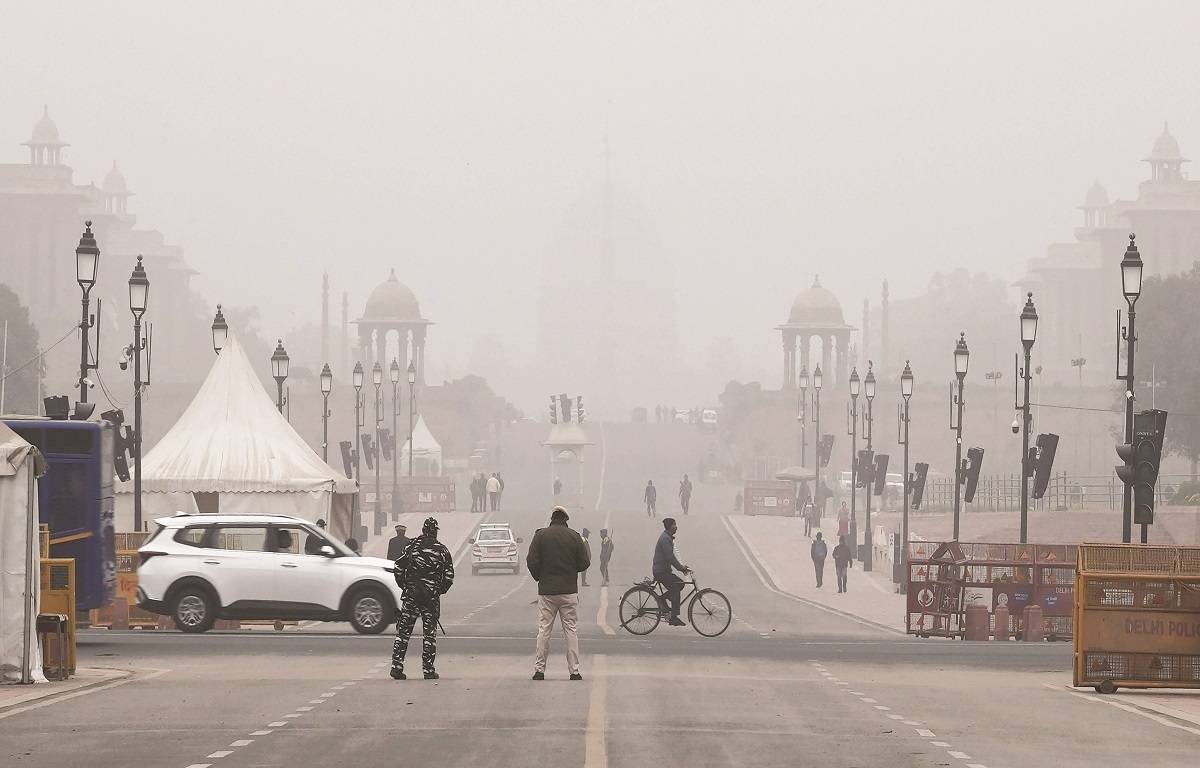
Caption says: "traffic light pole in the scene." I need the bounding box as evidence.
[1019,349,1032,544]
[898,398,910,593]
[952,380,965,541]
[847,395,857,553]
[813,388,821,519]
[1123,306,1136,544]
[863,398,874,572]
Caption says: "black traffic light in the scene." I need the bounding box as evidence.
[910,462,929,509]
[339,440,354,477]
[100,409,132,483]
[856,450,874,488]
[577,396,586,424]
[360,434,375,470]
[549,395,558,424]
[1129,410,1167,525]
[1030,433,1059,500]
[872,454,890,496]
[818,434,835,468]
[963,447,984,503]
[379,428,393,461]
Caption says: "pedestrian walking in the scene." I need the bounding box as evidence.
[386,523,410,560]
[469,474,481,513]
[810,532,828,588]
[644,480,657,517]
[837,501,850,541]
[799,481,813,536]
[486,473,501,512]
[599,528,614,586]
[833,536,852,593]
[526,506,590,680]
[580,528,592,586]
[553,476,562,497]
[390,517,455,680]
[496,472,506,510]
[679,474,693,515]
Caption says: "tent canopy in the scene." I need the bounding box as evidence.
[118,334,355,495]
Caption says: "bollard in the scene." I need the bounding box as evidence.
[992,605,1010,640]
[1023,604,1044,642]
[111,597,130,631]
[964,605,990,641]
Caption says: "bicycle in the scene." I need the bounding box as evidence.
[618,573,732,637]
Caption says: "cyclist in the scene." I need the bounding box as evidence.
[653,517,690,626]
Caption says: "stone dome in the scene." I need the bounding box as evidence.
[1083,180,1109,208]
[1149,122,1183,160]
[103,162,128,195]
[363,269,422,322]
[28,106,65,146]
[788,276,845,326]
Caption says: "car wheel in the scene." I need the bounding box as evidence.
[348,587,391,635]
[172,585,216,633]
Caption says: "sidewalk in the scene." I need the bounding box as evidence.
[0,667,131,713]
[725,514,906,633]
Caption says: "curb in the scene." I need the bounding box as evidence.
[721,515,905,636]
[0,667,134,715]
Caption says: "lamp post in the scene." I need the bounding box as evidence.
[211,304,228,354]
[270,340,289,414]
[1118,234,1143,544]
[407,361,417,477]
[797,365,809,466]
[1071,356,1087,474]
[352,361,364,535]
[75,221,100,403]
[372,361,383,533]
[320,363,332,463]
[863,361,877,572]
[898,360,913,592]
[1017,293,1038,544]
[952,332,970,540]
[390,359,400,519]
[847,366,860,553]
[128,256,149,532]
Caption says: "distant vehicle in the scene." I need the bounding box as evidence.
[700,409,718,431]
[673,409,690,424]
[470,523,523,575]
[137,513,402,634]
[838,470,905,497]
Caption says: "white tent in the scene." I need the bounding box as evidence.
[0,421,45,684]
[115,334,357,537]
[399,414,443,475]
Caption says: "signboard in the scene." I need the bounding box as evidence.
[743,480,796,517]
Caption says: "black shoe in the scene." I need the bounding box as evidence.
[570,673,583,681]
[668,618,687,627]
[390,668,406,680]
[532,671,545,681]
[424,671,439,680]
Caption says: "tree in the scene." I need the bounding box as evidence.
[1134,266,1200,472]
[0,284,42,413]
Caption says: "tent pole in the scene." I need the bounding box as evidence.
[20,459,35,684]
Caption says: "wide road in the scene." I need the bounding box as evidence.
[3,422,1197,767]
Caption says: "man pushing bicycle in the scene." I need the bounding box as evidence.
[653,517,691,627]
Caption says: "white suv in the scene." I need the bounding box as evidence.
[137,513,403,634]
[470,523,522,575]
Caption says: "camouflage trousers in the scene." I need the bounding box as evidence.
[392,596,439,674]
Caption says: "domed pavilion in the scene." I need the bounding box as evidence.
[354,269,432,383]
[776,276,855,389]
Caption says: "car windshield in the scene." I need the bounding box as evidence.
[477,529,511,542]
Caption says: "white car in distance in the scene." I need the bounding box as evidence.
[136,513,403,634]
[470,523,522,575]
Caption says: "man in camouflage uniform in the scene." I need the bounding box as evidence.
[391,517,455,680]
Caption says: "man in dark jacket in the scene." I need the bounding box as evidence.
[386,523,410,561]
[833,536,853,593]
[526,506,590,680]
[391,517,455,680]
[810,532,828,588]
[653,517,690,626]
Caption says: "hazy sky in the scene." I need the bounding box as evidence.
[4,2,1199,389]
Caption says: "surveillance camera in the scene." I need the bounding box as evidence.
[1011,419,1020,435]
[119,359,129,371]
[1126,389,1134,400]
[83,377,95,388]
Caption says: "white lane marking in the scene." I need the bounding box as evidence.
[283,713,302,719]
[319,691,337,697]
[597,586,616,635]
[720,515,903,635]
[887,714,904,720]
[229,740,254,747]
[948,751,971,760]
[184,765,212,768]
[916,728,936,738]
[1045,683,1200,736]
[931,741,951,747]
[249,730,272,736]
[343,681,357,686]
[296,706,313,712]
[207,751,233,758]
[874,705,891,710]
[903,720,921,725]
[267,721,288,728]
[860,697,878,703]
[967,764,988,768]
[849,691,864,696]
[836,681,849,686]
[308,699,325,704]
[583,654,608,768]
[0,668,170,722]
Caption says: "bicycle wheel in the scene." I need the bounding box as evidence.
[619,586,662,635]
[688,588,732,637]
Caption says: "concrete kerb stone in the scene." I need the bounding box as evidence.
[0,667,133,713]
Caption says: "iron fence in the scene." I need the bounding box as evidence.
[919,474,1200,513]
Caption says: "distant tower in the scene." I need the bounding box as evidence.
[1079,181,1110,229]
[861,298,871,369]
[23,106,68,166]
[1144,122,1188,183]
[321,273,330,364]
[102,162,133,216]
[881,280,890,377]
[340,291,350,375]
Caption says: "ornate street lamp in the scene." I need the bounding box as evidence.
[1017,293,1038,543]
[320,363,333,463]
[128,256,150,531]
[390,358,400,519]
[847,365,860,553]
[797,365,809,466]
[1118,233,1144,543]
[951,332,970,540]
[862,361,876,571]
[270,340,289,414]
[898,360,914,591]
[352,361,364,535]
[211,304,228,354]
[75,221,100,403]
[372,361,383,533]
